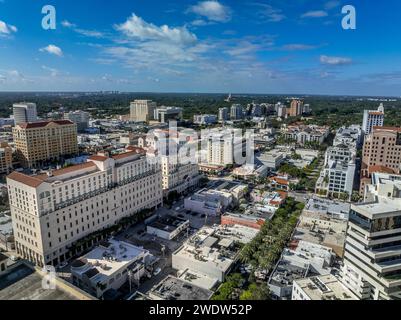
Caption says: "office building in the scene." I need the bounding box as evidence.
[12,120,78,168]
[230,104,243,120]
[154,107,183,123]
[64,110,90,132]
[218,108,229,122]
[360,127,401,194]
[13,103,38,125]
[7,147,163,267]
[0,142,13,174]
[193,114,217,125]
[362,104,384,135]
[130,100,157,122]
[288,100,304,117]
[342,172,401,299]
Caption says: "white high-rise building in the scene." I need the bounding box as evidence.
[230,104,243,120]
[315,144,356,199]
[13,103,38,125]
[362,104,384,135]
[218,108,229,122]
[64,110,90,131]
[130,100,157,122]
[7,147,163,267]
[342,172,401,300]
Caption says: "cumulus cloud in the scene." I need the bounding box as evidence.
[115,13,197,45]
[39,44,63,57]
[0,20,17,35]
[188,1,231,22]
[301,10,328,18]
[320,55,352,65]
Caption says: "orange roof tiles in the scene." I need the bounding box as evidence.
[18,120,74,129]
[7,172,44,187]
[88,155,108,162]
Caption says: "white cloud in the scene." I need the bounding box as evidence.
[61,20,76,28]
[115,13,197,45]
[281,44,320,51]
[252,3,286,22]
[320,55,352,65]
[189,1,231,22]
[301,10,328,18]
[62,20,105,38]
[0,20,17,35]
[39,44,63,57]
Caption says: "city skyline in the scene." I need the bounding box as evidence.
[0,0,401,96]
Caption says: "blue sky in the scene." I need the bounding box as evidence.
[0,0,401,95]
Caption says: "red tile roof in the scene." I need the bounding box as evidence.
[7,172,44,187]
[18,120,75,129]
[88,155,108,162]
[112,151,139,160]
[368,165,395,174]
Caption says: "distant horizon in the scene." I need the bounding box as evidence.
[0,90,400,99]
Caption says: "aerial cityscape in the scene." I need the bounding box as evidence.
[0,0,401,309]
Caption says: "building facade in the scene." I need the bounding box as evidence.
[7,148,163,267]
[64,110,90,132]
[360,127,401,194]
[13,120,79,168]
[130,100,157,122]
[0,142,13,174]
[342,173,401,300]
[362,104,384,135]
[13,103,38,125]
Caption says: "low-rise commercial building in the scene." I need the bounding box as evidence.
[146,215,189,240]
[71,239,152,299]
[149,275,213,300]
[292,274,358,300]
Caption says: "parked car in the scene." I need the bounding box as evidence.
[153,268,162,276]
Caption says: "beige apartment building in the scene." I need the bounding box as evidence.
[360,127,401,194]
[13,120,79,168]
[130,100,157,122]
[139,129,200,196]
[6,147,163,267]
[0,142,13,174]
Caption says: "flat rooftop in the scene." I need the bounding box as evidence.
[71,239,148,282]
[148,215,188,232]
[294,274,358,300]
[305,197,350,219]
[0,262,93,300]
[149,276,213,300]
